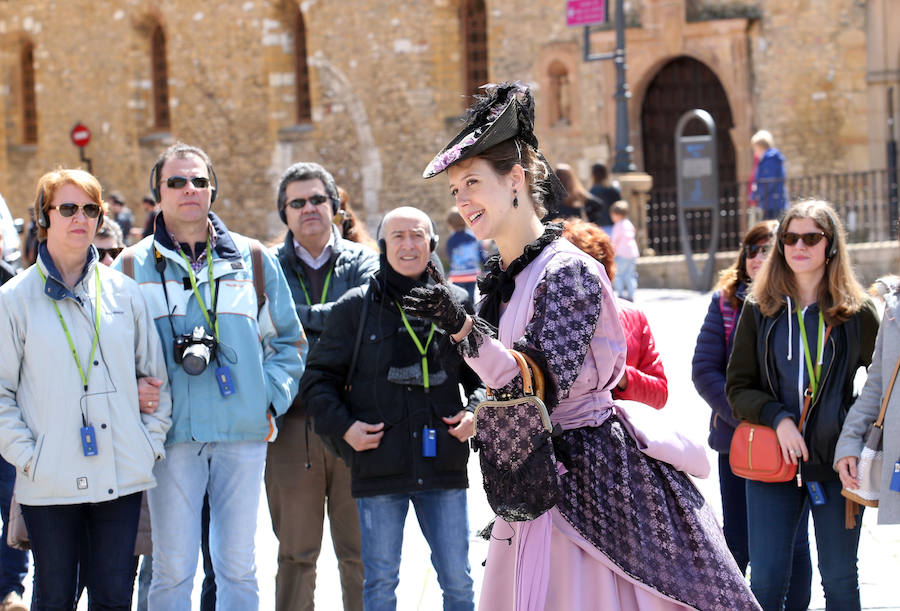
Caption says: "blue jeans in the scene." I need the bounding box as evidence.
[613,256,637,301]
[0,457,28,598]
[21,492,141,611]
[356,489,474,611]
[718,456,811,607]
[747,479,862,611]
[147,441,266,611]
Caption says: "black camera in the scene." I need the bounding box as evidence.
[173,326,218,376]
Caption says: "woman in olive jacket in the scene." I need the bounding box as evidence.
[726,200,878,611]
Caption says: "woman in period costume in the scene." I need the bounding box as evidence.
[402,82,759,611]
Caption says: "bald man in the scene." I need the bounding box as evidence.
[299,206,482,611]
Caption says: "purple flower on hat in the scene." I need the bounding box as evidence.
[425,130,479,176]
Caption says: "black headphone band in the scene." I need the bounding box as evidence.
[376,214,438,253]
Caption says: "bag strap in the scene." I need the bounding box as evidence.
[875,351,900,428]
[121,247,135,279]
[485,350,544,401]
[798,324,833,430]
[344,286,371,392]
[249,240,266,314]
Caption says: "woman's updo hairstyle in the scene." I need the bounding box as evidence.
[476,138,550,218]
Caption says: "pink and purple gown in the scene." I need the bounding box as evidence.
[459,237,759,611]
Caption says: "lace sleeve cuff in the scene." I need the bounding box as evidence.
[452,315,496,359]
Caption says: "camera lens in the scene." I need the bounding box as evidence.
[182,343,211,376]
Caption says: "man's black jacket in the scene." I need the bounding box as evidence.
[299,275,485,498]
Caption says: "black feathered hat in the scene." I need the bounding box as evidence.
[423,82,566,211]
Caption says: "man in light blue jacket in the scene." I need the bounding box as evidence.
[114,143,306,611]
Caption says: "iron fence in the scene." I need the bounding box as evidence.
[645,169,896,256]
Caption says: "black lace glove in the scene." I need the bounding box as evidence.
[401,262,468,335]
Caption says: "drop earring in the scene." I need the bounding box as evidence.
[512,189,519,208]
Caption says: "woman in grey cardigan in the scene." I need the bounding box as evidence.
[835,277,900,524]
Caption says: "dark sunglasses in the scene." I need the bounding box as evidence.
[52,202,102,219]
[165,176,211,189]
[744,244,770,259]
[781,231,826,247]
[285,194,329,209]
[97,247,123,260]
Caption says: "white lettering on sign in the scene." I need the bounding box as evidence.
[682,158,712,178]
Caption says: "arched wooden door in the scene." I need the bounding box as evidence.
[640,57,740,255]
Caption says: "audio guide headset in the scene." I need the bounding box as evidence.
[776,206,839,261]
[376,213,438,254]
[149,156,218,204]
[37,188,104,231]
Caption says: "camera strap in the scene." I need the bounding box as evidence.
[178,240,219,341]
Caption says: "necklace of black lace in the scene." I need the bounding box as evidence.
[476,223,562,326]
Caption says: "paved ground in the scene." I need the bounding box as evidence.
[27,288,899,609]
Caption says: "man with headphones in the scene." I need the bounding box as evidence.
[299,206,483,611]
[266,162,377,611]
[113,143,305,611]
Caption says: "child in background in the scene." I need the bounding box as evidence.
[445,207,484,300]
[610,200,639,301]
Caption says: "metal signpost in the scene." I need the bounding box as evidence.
[70,122,92,174]
[572,0,635,173]
[675,109,719,291]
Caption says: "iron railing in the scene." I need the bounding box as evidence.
[645,169,896,255]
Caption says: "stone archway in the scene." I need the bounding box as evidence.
[640,56,740,255]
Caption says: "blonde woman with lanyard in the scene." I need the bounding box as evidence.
[0,169,172,610]
[727,200,878,610]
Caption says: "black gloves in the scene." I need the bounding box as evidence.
[401,262,468,335]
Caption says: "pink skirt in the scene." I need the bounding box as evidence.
[479,508,694,611]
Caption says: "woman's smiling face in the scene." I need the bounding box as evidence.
[447,157,514,241]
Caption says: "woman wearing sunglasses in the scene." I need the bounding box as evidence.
[93,217,125,266]
[0,169,172,610]
[726,200,878,610]
[693,220,814,608]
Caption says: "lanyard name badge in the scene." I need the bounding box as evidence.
[179,242,235,397]
[397,304,437,458]
[798,308,827,504]
[37,264,101,456]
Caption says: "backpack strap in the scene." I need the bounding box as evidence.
[249,240,267,315]
[121,247,135,279]
[344,286,371,392]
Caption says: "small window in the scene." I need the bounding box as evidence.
[462,0,488,98]
[548,61,571,126]
[295,10,312,123]
[151,25,170,130]
[21,42,37,144]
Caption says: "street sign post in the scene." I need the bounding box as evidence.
[70,122,92,174]
[675,109,719,291]
[567,0,606,27]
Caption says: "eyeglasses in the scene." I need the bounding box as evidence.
[781,231,827,247]
[97,247,123,260]
[745,244,770,259]
[165,176,211,190]
[285,194,329,209]
[51,202,102,219]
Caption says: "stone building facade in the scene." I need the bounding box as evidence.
[0,0,896,242]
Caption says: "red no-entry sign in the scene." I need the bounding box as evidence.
[70,123,91,148]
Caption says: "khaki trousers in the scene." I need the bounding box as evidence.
[265,409,363,611]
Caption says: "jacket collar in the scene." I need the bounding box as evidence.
[281,225,344,271]
[154,211,241,262]
[36,241,98,301]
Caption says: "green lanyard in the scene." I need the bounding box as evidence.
[179,240,219,341]
[37,264,102,392]
[397,304,436,392]
[797,308,825,400]
[296,264,334,306]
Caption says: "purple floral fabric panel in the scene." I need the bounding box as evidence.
[556,420,761,611]
[489,257,602,404]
